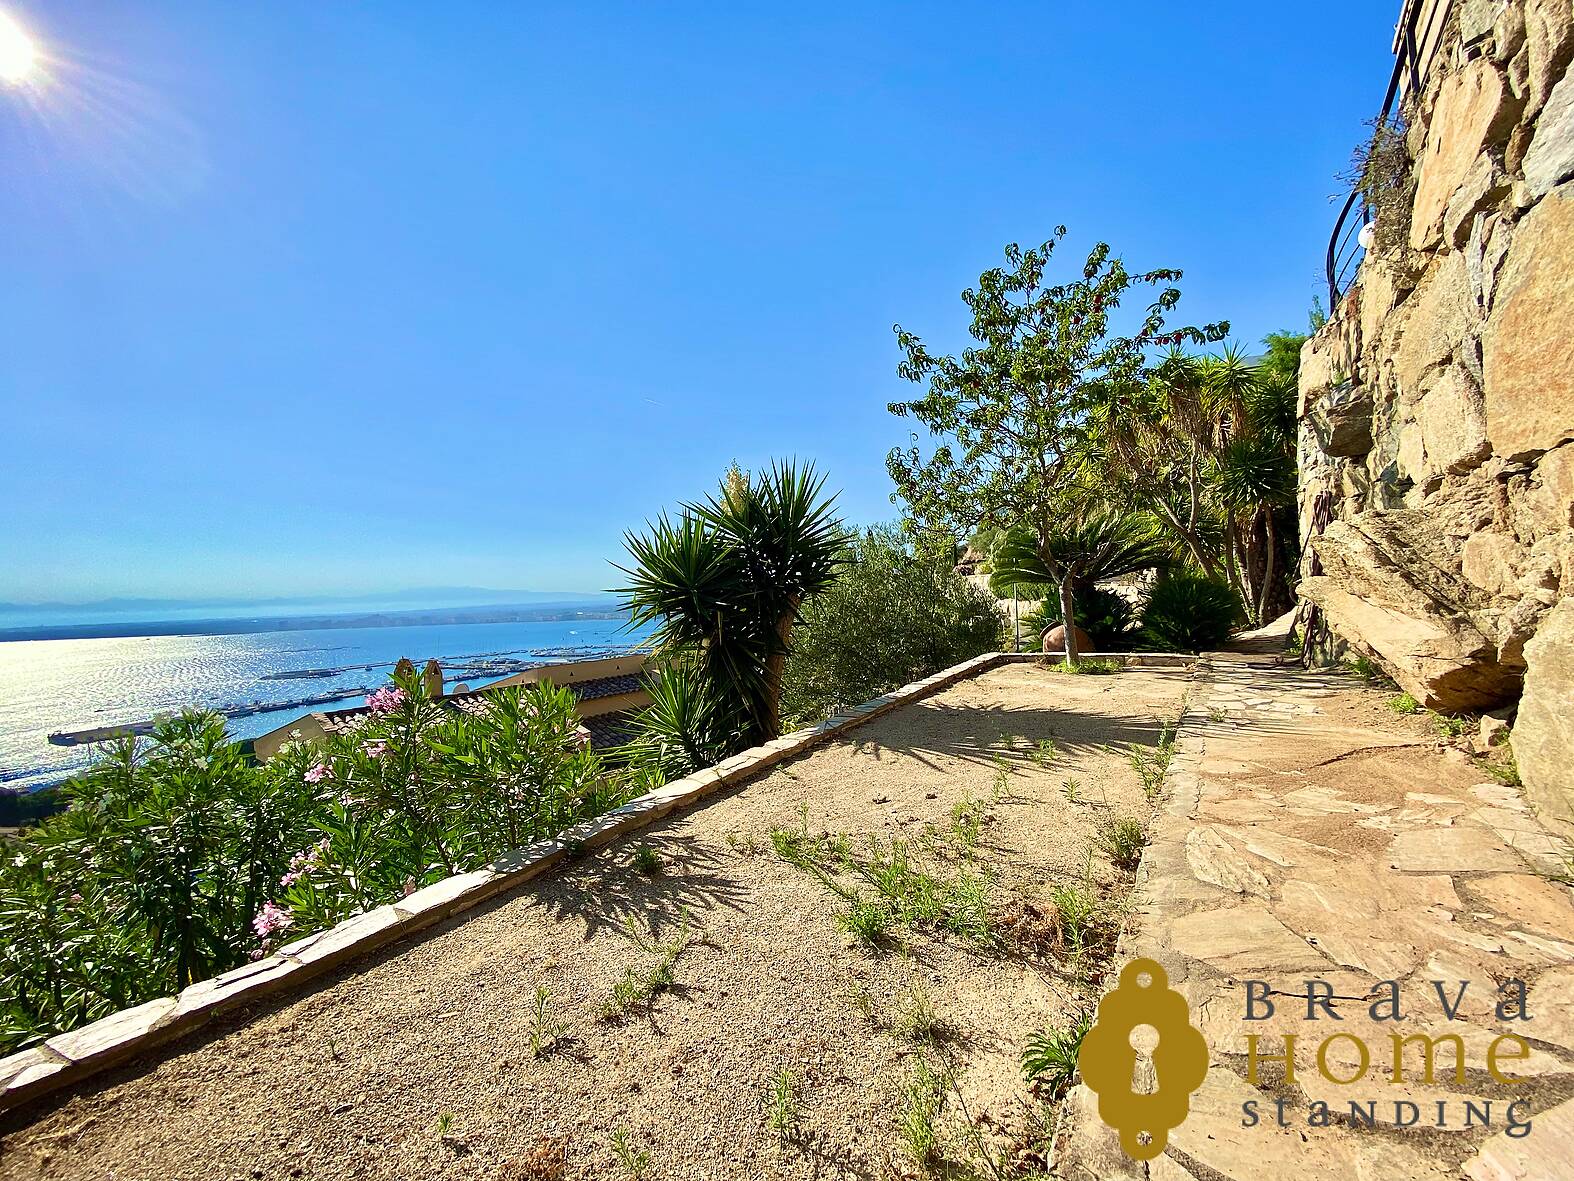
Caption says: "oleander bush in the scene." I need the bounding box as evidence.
[0,670,626,1054]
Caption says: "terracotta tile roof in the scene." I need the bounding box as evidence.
[579,709,641,749]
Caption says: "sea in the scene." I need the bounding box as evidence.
[0,609,654,794]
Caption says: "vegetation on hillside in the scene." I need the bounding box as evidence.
[0,672,624,1053]
[779,524,1003,726]
[888,229,1302,646]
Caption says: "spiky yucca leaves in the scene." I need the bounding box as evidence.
[624,658,748,780]
[617,460,844,751]
[1078,339,1301,624]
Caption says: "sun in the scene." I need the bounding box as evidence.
[0,10,39,85]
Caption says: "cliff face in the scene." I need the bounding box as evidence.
[1298,0,1574,834]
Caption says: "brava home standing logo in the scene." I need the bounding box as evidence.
[1079,958,1208,1160]
[1080,957,1540,1159]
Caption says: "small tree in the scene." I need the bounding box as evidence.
[887,230,1225,660]
[987,512,1173,664]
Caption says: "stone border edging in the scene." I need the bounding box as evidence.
[1048,654,1213,1179]
[0,650,1022,1114]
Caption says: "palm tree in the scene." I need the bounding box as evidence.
[988,508,1172,664]
[617,460,844,748]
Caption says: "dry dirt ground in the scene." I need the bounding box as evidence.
[0,664,1188,1181]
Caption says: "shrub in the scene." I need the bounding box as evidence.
[780,524,1002,725]
[0,669,624,1054]
[1135,573,1240,652]
[1023,585,1134,649]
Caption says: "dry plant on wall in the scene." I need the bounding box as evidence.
[1346,112,1417,262]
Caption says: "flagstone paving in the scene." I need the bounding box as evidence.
[1058,655,1574,1181]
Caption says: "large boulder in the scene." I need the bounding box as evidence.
[1483,182,1574,460]
[1410,58,1520,250]
[1301,512,1522,710]
[1515,597,1574,839]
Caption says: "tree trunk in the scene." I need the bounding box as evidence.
[1058,577,1079,667]
[1257,510,1277,625]
[760,603,799,741]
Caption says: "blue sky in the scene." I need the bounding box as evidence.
[0,1,1397,603]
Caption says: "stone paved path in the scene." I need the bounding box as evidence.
[1059,655,1574,1181]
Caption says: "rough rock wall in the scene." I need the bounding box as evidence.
[1298,0,1574,835]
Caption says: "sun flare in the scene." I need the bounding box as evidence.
[0,10,39,85]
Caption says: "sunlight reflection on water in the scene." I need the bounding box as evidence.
[0,618,646,792]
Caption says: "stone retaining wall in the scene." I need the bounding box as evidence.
[1298,0,1574,836]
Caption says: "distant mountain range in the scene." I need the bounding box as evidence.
[0,587,610,615]
[0,589,626,642]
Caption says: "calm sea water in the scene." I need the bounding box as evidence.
[0,616,653,793]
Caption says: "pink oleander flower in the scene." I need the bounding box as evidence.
[252,901,294,940]
[360,738,389,759]
[366,686,407,714]
[248,948,265,961]
[572,724,592,749]
[69,892,84,905]
[280,870,303,888]
[304,762,330,784]
[402,876,418,898]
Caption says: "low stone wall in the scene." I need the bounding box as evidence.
[0,651,1068,1115]
[1298,0,1574,834]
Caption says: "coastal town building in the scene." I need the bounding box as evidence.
[249,653,652,760]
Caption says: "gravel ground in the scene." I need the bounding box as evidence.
[0,664,1187,1181]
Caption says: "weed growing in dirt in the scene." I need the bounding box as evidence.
[1032,738,1058,768]
[898,1057,945,1166]
[435,1112,455,1136]
[949,795,985,856]
[1050,657,1121,675]
[601,917,699,1021]
[766,1067,801,1140]
[1345,655,1396,686]
[893,979,940,1042]
[1022,1011,1093,1100]
[837,896,892,944]
[777,830,997,949]
[1388,692,1420,714]
[1485,752,1523,787]
[1096,817,1146,872]
[609,1128,650,1179]
[770,804,849,868]
[1128,717,1177,800]
[1047,885,1116,962]
[633,844,662,874]
[528,985,567,1057]
[1433,713,1469,738]
[1061,778,1080,804]
[1207,705,1226,722]
[723,830,760,855]
[850,985,878,1023]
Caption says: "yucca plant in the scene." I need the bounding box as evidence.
[617,460,844,750]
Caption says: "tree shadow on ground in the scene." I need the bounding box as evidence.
[536,832,750,943]
[863,701,1177,773]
